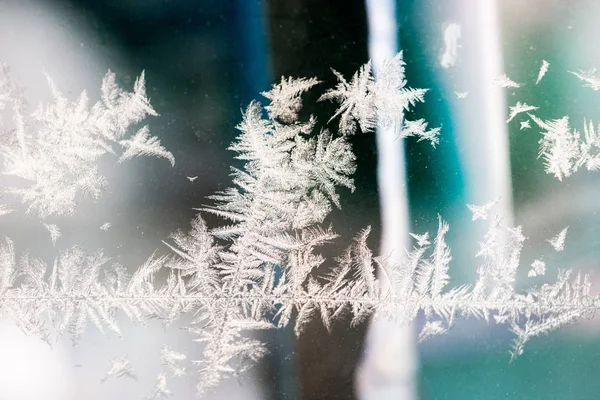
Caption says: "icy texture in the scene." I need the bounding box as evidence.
[0,53,598,397]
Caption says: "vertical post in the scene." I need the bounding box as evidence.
[356,1,417,399]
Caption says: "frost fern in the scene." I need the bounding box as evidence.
[0,53,598,397]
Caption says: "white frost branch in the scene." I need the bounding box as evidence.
[547,227,568,252]
[101,356,137,383]
[536,60,550,84]
[571,67,600,91]
[507,102,538,123]
[43,223,61,246]
[1,52,599,397]
[494,73,521,88]
[467,198,499,221]
[119,126,175,166]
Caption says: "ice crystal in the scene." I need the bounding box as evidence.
[418,320,447,341]
[547,227,568,252]
[520,120,531,130]
[118,125,174,166]
[494,73,521,88]
[100,222,111,231]
[319,52,437,142]
[409,232,430,247]
[455,91,469,99]
[400,119,441,147]
[0,204,12,216]
[43,223,61,246]
[529,259,546,278]
[536,60,550,85]
[262,76,320,123]
[507,102,538,123]
[147,373,172,400]
[530,115,580,180]
[571,67,600,91]
[161,345,187,378]
[102,356,137,383]
[0,52,598,397]
[0,67,172,217]
[467,198,499,221]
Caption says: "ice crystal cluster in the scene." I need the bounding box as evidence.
[0,51,598,397]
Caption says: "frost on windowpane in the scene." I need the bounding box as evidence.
[507,102,538,123]
[547,227,569,252]
[0,67,173,218]
[536,60,550,84]
[494,73,521,88]
[571,67,600,91]
[0,52,598,397]
[101,356,137,383]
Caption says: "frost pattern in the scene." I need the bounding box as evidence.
[162,345,187,378]
[147,373,171,400]
[507,102,538,123]
[102,356,137,383]
[529,260,546,278]
[319,52,439,145]
[0,53,598,397]
[547,227,568,252]
[118,126,174,166]
[536,60,550,85]
[409,232,430,247]
[571,67,600,91]
[467,198,499,221]
[43,223,61,246]
[494,73,521,88]
[530,115,600,180]
[0,67,172,217]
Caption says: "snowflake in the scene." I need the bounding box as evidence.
[101,356,137,383]
[43,223,61,246]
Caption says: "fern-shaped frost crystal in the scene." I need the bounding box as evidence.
[530,115,600,179]
[0,53,599,396]
[319,52,439,144]
[0,67,172,217]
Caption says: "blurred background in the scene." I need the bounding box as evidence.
[1,0,600,399]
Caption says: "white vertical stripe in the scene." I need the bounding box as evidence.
[356,1,417,399]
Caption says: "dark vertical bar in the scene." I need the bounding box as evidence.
[265,2,373,399]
